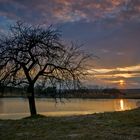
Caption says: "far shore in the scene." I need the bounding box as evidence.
[1,88,140,99]
[0,96,140,99]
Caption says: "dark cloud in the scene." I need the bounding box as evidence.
[0,0,140,24]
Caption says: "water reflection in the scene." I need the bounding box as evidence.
[0,99,4,113]
[0,98,139,119]
[114,99,137,111]
[136,101,140,107]
[120,99,124,111]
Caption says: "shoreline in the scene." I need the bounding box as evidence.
[0,108,140,140]
[0,96,140,99]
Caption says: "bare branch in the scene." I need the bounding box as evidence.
[0,21,91,92]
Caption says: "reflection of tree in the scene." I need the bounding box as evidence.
[0,83,5,97]
[136,101,140,107]
[0,99,4,113]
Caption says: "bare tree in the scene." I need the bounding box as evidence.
[0,22,90,116]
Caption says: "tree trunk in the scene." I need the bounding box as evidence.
[27,84,37,116]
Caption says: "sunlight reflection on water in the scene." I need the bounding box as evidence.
[0,98,139,119]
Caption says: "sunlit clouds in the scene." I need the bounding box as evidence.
[87,64,140,88]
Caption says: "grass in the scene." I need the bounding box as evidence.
[0,108,140,140]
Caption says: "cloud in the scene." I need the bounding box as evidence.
[86,64,140,87]
[0,0,140,24]
[91,64,140,76]
[85,64,140,88]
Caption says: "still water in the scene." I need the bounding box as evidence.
[0,98,140,119]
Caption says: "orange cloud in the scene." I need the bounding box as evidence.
[86,64,140,88]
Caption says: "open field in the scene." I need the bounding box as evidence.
[0,108,140,140]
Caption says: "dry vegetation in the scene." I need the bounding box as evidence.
[0,108,140,140]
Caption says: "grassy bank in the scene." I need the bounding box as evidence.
[0,108,140,140]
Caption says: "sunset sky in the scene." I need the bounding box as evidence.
[0,0,140,88]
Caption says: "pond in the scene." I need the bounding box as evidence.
[0,98,140,119]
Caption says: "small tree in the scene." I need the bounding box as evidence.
[0,22,90,116]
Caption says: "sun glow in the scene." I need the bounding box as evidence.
[119,80,125,86]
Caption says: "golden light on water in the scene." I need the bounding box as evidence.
[114,99,137,111]
[0,98,139,119]
[120,99,124,110]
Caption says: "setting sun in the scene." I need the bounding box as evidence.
[119,80,125,86]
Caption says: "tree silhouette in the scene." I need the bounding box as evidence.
[0,22,90,116]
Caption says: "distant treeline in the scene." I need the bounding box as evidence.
[0,85,124,99]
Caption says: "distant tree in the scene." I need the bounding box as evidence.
[103,88,121,98]
[0,22,90,116]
